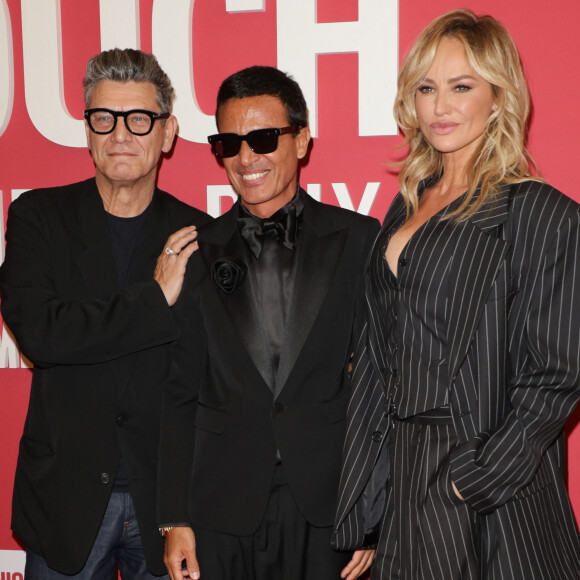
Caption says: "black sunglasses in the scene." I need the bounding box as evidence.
[84,108,170,136]
[208,125,299,158]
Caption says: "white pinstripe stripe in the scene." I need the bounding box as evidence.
[334,181,580,578]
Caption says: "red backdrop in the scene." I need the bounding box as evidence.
[1,0,579,574]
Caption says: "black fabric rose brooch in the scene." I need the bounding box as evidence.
[211,258,247,294]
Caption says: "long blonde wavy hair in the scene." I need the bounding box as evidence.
[395,9,542,220]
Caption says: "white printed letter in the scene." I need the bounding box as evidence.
[277,0,398,137]
[332,182,380,215]
[0,0,14,138]
[21,0,85,147]
[152,0,214,143]
[206,185,237,218]
[99,0,140,50]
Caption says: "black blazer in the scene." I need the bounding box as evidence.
[157,190,379,535]
[0,178,211,575]
[334,181,580,577]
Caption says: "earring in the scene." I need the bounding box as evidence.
[492,104,499,112]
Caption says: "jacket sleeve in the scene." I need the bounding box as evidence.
[0,192,177,367]
[449,204,580,513]
[333,217,387,550]
[157,263,207,524]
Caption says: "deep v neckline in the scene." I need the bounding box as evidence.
[385,189,467,277]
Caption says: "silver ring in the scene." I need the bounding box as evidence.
[165,247,177,255]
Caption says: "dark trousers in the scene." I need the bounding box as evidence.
[25,492,167,579]
[373,419,478,580]
[195,463,351,580]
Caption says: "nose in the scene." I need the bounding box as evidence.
[434,91,450,116]
[237,139,260,165]
[110,117,132,142]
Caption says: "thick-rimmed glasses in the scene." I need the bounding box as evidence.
[84,108,170,136]
[208,126,299,158]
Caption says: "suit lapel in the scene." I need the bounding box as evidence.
[364,194,405,389]
[275,194,347,396]
[118,190,173,398]
[126,188,166,286]
[199,210,275,392]
[75,180,133,397]
[75,180,118,298]
[446,186,511,387]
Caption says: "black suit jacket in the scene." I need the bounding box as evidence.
[0,178,212,575]
[334,181,580,577]
[157,190,379,535]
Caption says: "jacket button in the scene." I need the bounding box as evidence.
[371,431,383,442]
[399,257,407,267]
[274,402,285,414]
[116,415,127,426]
[99,473,110,484]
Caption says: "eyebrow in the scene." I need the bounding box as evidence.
[422,74,478,84]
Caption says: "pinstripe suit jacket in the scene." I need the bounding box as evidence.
[334,181,580,575]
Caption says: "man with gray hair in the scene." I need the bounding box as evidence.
[0,48,211,578]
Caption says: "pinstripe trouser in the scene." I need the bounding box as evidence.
[372,415,480,580]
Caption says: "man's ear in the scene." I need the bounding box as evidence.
[84,120,92,151]
[161,115,178,153]
[296,126,311,160]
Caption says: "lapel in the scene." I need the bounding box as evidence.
[364,194,406,389]
[126,188,167,286]
[446,184,511,387]
[75,179,118,298]
[76,183,175,400]
[199,208,275,394]
[117,189,174,397]
[275,193,348,396]
[75,180,132,397]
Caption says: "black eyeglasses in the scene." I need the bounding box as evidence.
[84,108,170,136]
[207,126,299,158]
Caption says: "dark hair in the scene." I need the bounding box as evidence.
[216,66,308,128]
[83,48,174,112]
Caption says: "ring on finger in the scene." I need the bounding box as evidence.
[165,247,178,255]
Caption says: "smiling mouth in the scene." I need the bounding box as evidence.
[241,171,269,182]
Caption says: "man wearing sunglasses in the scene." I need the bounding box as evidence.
[158,66,379,580]
[0,49,211,578]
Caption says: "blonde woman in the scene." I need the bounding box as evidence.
[334,10,580,579]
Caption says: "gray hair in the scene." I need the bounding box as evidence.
[83,48,175,112]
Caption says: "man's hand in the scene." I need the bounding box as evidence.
[164,526,200,580]
[341,549,375,580]
[154,226,198,306]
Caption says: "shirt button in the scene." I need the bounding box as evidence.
[371,431,383,442]
[99,473,110,485]
[116,415,127,426]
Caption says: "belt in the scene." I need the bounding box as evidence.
[394,406,453,425]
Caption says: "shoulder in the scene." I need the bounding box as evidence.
[194,203,238,241]
[508,180,580,230]
[8,178,95,217]
[154,188,213,228]
[303,193,380,232]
